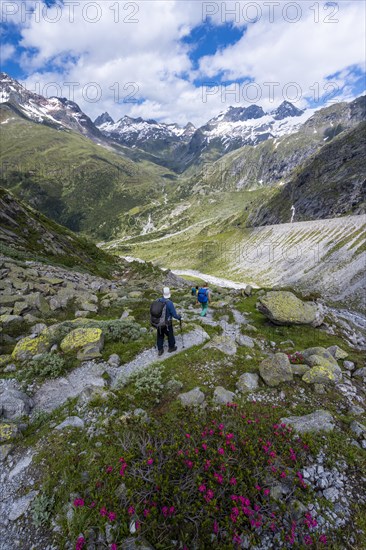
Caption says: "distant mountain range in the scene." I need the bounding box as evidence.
[0,72,335,172]
[0,71,365,244]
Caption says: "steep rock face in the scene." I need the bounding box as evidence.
[247,121,366,226]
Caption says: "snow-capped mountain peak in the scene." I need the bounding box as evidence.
[272,100,304,120]
[0,72,101,140]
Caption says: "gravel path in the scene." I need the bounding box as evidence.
[32,327,210,413]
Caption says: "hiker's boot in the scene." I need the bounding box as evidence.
[168,346,177,353]
[158,349,164,356]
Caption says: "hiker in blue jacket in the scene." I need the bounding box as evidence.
[157,287,182,356]
[197,283,211,317]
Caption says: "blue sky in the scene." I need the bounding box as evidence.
[0,0,365,125]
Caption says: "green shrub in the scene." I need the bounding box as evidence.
[24,353,68,382]
[129,363,165,405]
[31,492,55,528]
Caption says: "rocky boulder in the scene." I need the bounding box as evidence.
[302,364,342,385]
[0,389,33,420]
[11,333,52,362]
[60,327,104,360]
[213,386,236,405]
[259,353,293,386]
[257,291,324,327]
[301,347,338,366]
[236,372,259,392]
[178,387,205,407]
[327,345,348,360]
[280,410,335,433]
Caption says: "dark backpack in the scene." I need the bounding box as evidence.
[197,288,208,304]
[150,299,167,328]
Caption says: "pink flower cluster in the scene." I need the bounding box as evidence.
[119,456,127,477]
[100,507,117,521]
[161,505,176,518]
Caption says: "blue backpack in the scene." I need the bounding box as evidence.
[197,287,208,304]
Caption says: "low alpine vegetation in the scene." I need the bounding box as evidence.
[65,403,330,549]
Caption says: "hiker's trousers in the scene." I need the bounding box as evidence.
[200,302,209,316]
[157,324,176,350]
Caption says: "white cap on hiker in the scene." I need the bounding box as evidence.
[163,287,171,299]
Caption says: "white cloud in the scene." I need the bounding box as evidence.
[1,43,16,63]
[8,0,366,125]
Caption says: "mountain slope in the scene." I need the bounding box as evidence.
[0,187,122,277]
[0,72,104,141]
[247,121,366,226]
[180,96,366,195]
[0,104,175,240]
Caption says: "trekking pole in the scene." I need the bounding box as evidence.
[180,319,185,348]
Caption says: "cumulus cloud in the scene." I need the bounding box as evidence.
[5,0,366,125]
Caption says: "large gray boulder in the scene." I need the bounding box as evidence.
[259,353,293,386]
[236,372,259,392]
[280,410,335,433]
[178,387,205,407]
[257,291,324,327]
[0,389,33,420]
[213,386,236,405]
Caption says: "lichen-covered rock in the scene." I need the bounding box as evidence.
[0,422,18,442]
[11,334,51,362]
[280,410,334,433]
[327,345,348,360]
[0,355,12,368]
[291,364,311,376]
[0,314,23,327]
[204,334,237,356]
[306,355,339,369]
[301,347,338,366]
[302,364,342,385]
[236,372,259,392]
[178,387,205,407]
[259,353,293,386]
[60,328,104,358]
[213,386,236,405]
[257,291,324,327]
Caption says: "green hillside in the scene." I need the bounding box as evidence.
[0,104,176,241]
[0,187,122,277]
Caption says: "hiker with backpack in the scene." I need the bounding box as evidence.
[150,287,182,356]
[197,283,211,317]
